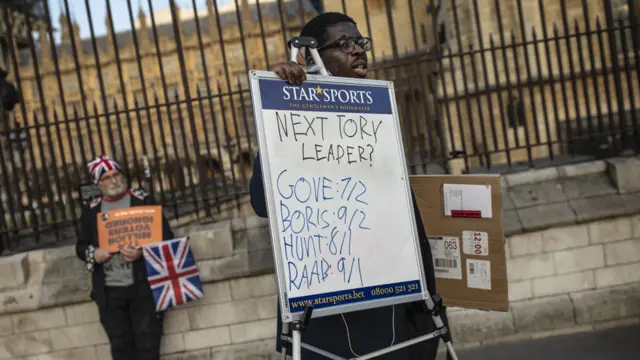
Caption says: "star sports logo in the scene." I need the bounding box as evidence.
[282,85,374,105]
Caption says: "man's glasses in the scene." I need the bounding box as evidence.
[319,37,373,54]
[99,172,123,184]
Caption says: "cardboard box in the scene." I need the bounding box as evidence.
[410,175,509,312]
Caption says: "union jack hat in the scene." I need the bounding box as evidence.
[87,155,121,183]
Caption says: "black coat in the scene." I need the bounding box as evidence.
[75,189,175,307]
[249,153,439,359]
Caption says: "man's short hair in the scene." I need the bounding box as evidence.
[300,12,357,48]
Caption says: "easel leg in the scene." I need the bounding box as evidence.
[445,341,459,360]
[431,312,458,360]
[427,294,459,360]
[281,306,314,360]
[292,329,302,360]
[280,301,459,360]
[281,322,290,360]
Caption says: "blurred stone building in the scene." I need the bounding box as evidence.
[14,0,316,186]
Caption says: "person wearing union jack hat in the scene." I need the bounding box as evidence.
[75,155,174,360]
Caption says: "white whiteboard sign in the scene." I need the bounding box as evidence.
[249,71,428,322]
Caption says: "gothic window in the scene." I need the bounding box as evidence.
[197,79,212,94]
[368,0,395,12]
[194,53,208,72]
[427,0,451,50]
[62,74,79,94]
[226,44,244,62]
[66,101,83,118]
[266,38,279,54]
[72,134,83,155]
[133,90,145,106]
[7,120,28,151]
[100,67,112,86]
[232,71,247,88]
[507,95,525,128]
[166,84,181,103]
[611,0,637,53]
[106,95,118,113]
[127,62,139,81]
[162,54,178,76]
[31,81,40,101]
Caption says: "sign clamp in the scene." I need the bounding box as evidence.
[288,36,329,76]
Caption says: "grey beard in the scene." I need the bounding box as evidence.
[103,183,127,198]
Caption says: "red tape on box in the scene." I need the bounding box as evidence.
[451,210,481,218]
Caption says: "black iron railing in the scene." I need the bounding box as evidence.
[0,0,638,254]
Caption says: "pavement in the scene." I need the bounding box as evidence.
[436,324,640,360]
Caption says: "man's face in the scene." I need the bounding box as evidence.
[98,169,127,198]
[319,22,368,78]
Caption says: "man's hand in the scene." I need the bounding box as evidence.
[121,246,142,262]
[270,51,306,85]
[93,248,112,264]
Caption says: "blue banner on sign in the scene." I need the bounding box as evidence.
[259,79,393,115]
[287,280,422,313]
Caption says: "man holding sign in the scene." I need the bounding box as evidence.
[75,155,174,360]
[250,12,452,360]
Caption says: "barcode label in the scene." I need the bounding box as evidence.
[467,259,491,290]
[435,258,458,269]
[429,236,462,280]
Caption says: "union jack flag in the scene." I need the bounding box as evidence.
[142,237,204,312]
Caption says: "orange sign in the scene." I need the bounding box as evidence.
[97,205,163,253]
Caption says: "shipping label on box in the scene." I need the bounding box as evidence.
[410,175,509,312]
[428,235,462,280]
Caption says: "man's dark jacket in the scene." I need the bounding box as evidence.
[249,153,439,359]
[75,188,175,307]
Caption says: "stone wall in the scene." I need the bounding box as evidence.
[448,214,640,349]
[0,217,280,360]
[1,158,640,359]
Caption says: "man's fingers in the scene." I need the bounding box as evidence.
[274,67,286,81]
[271,61,306,85]
[285,67,296,86]
[294,66,307,85]
[95,251,111,264]
[273,68,280,78]
[277,65,294,85]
